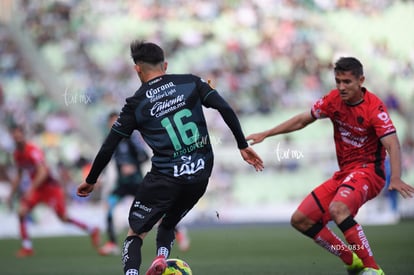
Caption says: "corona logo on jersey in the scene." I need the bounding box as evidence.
[146,81,175,99]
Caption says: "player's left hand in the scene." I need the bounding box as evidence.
[77,182,95,197]
[389,178,414,199]
[240,147,264,172]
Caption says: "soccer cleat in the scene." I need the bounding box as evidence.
[90,227,100,249]
[16,247,34,258]
[175,227,190,252]
[359,267,385,275]
[345,252,364,274]
[145,255,167,275]
[98,241,120,256]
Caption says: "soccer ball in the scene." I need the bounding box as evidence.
[162,258,192,275]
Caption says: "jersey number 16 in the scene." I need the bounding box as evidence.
[161,108,200,151]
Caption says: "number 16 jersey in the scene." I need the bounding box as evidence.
[112,74,245,182]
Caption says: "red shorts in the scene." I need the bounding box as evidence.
[21,183,67,217]
[297,166,385,224]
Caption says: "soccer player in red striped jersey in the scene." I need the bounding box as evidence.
[247,57,414,275]
[7,125,100,257]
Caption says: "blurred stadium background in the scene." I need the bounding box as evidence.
[0,0,413,239]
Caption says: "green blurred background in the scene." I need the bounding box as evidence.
[0,0,413,238]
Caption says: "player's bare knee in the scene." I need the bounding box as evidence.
[290,210,308,231]
[18,206,28,218]
[329,201,350,224]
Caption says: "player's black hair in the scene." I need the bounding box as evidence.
[130,40,164,65]
[334,57,364,77]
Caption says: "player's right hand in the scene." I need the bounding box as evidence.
[389,178,414,199]
[240,147,264,172]
[77,182,95,197]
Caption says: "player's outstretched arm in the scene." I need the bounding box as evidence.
[77,131,123,198]
[246,112,315,145]
[240,147,264,171]
[245,131,268,146]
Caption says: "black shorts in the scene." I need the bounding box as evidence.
[111,182,138,198]
[128,171,208,234]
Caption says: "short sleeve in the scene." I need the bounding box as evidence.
[311,93,330,119]
[370,103,396,138]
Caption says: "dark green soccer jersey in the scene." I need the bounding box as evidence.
[86,74,248,184]
[112,74,215,181]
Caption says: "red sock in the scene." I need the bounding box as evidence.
[19,216,29,240]
[344,224,379,269]
[314,226,354,265]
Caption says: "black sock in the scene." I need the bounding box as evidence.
[156,226,175,257]
[122,236,143,275]
[303,222,324,239]
[337,215,357,233]
[107,214,116,243]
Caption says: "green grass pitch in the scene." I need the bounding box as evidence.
[0,220,413,274]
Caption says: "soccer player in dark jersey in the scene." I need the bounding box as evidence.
[77,41,264,275]
[7,125,100,257]
[99,112,190,256]
[246,57,414,275]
